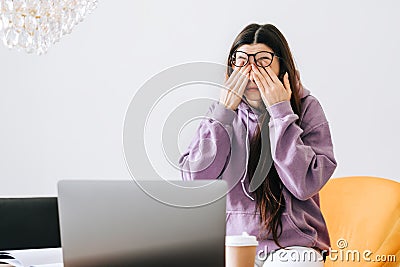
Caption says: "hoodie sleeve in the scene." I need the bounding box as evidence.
[268,97,337,201]
[179,102,236,180]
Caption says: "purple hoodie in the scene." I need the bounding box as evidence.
[179,85,337,256]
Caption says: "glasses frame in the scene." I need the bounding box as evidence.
[230,50,280,68]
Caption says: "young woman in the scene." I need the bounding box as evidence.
[179,23,337,266]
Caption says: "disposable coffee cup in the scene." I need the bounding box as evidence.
[225,232,259,267]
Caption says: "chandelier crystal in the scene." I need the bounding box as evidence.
[0,0,98,55]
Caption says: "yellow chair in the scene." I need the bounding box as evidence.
[320,176,400,267]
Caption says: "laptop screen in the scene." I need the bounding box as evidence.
[57,180,227,267]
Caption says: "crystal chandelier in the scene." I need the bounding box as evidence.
[0,0,97,55]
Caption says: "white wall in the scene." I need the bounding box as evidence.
[1,0,399,196]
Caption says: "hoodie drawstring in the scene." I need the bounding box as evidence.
[241,110,255,201]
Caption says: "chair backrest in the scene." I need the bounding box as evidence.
[320,176,400,267]
[0,197,61,250]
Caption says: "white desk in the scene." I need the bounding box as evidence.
[0,248,62,267]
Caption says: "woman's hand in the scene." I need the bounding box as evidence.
[220,65,251,110]
[251,64,292,107]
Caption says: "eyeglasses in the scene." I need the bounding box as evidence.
[231,50,279,68]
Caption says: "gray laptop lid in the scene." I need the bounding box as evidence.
[57,180,227,267]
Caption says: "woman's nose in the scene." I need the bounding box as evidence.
[248,56,256,65]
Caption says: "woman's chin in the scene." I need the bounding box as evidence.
[244,90,262,102]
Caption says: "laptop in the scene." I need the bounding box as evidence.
[57,180,227,267]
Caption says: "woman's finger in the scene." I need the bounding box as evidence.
[263,66,280,84]
[252,68,265,92]
[232,65,251,90]
[252,71,270,106]
[283,72,292,93]
[220,65,251,109]
[227,65,250,89]
[251,64,270,88]
[259,68,275,87]
[231,66,250,99]
[237,72,250,97]
[225,66,242,86]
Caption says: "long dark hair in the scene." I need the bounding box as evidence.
[226,23,303,248]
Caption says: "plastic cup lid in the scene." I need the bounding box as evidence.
[225,232,259,247]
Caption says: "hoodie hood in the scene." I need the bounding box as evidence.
[302,86,311,99]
